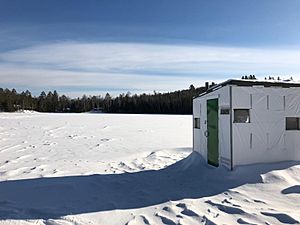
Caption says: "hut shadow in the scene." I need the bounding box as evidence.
[0,151,299,220]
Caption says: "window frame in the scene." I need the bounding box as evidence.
[286,117,300,130]
[220,106,230,115]
[193,117,200,129]
[233,109,250,123]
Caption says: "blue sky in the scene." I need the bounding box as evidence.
[1,0,300,97]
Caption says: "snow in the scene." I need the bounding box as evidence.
[0,113,300,225]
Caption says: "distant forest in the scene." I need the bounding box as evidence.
[1,75,265,114]
[0,84,211,114]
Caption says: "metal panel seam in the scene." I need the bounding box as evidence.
[230,86,233,170]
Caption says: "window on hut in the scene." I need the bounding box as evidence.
[286,117,300,130]
[234,109,250,123]
[194,118,200,129]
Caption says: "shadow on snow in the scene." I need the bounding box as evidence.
[0,151,299,220]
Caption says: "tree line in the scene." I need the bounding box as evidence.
[0,85,208,114]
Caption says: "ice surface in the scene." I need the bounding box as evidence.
[0,113,299,225]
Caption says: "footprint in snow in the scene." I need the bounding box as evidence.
[221,198,241,207]
[221,199,232,204]
[207,208,219,218]
[100,138,111,142]
[67,134,78,139]
[253,199,267,204]
[43,142,57,146]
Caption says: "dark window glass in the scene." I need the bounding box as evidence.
[194,118,200,129]
[234,109,250,123]
[286,117,300,130]
[221,107,230,115]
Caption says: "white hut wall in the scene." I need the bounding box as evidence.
[232,86,300,166]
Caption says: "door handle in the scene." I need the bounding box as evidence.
[204,130,209,137]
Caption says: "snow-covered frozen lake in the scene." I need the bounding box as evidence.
[0,113,299,225]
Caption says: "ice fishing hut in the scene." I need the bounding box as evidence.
[193,79,300,170]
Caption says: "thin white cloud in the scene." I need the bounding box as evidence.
[1,42,300,96]
[0,64,217,96]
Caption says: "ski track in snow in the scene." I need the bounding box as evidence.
[0,112,299,225]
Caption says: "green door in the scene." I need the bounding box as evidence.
[207,98,219,167]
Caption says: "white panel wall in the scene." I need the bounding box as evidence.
[193,98,203,157]
[193,86,231,168]
[216,86,231,168]
[232,86,251,108]
[285,87,300,160]
[286,88,300,115]
[232,86,300,166]
[193,97,207,161]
